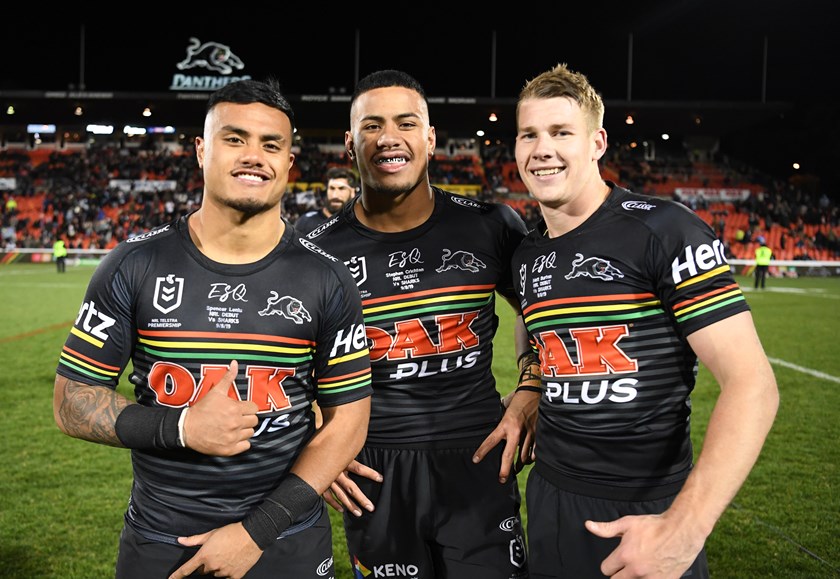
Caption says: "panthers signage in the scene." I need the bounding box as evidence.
[170,37,251,91]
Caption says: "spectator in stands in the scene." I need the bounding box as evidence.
[511,62,778,579]
[52,236,67,273]
[52,78,372,579]
[294,166,358,233]
[307,69,537,578]
[1,220,15,247]
[712,210,727,239]
[4,194,17,216]
[754,236,773,289]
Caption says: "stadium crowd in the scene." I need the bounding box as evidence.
[1,141,838,262]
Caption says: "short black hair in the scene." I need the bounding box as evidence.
[206,78,295,131]
[351,70,427,106]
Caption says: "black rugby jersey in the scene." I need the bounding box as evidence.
[294,209,330,234]
[306,188,528,445]
[513,183,750,495]
[56,213,372,537]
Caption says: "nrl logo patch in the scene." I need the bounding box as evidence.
[153,274,184,314]
[344,256,367,286]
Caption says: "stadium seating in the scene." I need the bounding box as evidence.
[1,144,837,263]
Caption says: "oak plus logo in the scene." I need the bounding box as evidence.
[369,312,482,380]
[153,274,184,314]
[535,324,640,405]
[146,362,295,413]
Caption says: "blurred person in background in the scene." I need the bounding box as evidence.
[52,236,67,273]
[754,236,773,289]
[295,166,358,233]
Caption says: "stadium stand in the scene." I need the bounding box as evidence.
[1,142,838,276]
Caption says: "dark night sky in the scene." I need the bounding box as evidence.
[2,1,838,192]
[3,1,835,102]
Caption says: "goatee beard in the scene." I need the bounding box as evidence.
[223,198,272,219]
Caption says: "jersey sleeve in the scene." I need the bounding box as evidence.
[311,261,373,407]
[55,248,135,389]
[494,202,530,301]
[648,202,750,338]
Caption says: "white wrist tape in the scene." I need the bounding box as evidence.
[177,407,189,448]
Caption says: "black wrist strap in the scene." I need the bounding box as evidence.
[242,474,319,550]
[114,404,181,450]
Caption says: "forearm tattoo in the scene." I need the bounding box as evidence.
[56,376,128,447]
[517,351,542,386]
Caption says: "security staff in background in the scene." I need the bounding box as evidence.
[53,237,68,273]
[754,236,773,289]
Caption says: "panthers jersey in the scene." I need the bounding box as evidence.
[56,214,372,537]
[306,188,528,445]
[294,209,330,234]
[513,183,750,498]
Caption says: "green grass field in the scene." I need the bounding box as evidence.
[1,263,838,578]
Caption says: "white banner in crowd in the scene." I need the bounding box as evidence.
[674,187,752,202]
[108,179,178,193]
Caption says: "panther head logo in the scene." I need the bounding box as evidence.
[258,292,312,324]
[176,38,245,75]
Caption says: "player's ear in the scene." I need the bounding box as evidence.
[195,136,205,168]
[345,131,356,161]
[592,128,608,161]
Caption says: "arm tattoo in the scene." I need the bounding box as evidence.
[519,365,542,385]
[56,376,129,447]
[516,350,542,387]
[516,350,538,370]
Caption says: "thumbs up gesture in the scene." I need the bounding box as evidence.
[182,360,260,456]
